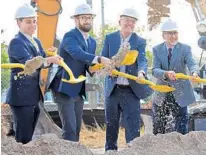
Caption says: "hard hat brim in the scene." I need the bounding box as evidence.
[15,14,38,19]
[120,15,138,20]
[162,28,178,32]
[70,14,96,19]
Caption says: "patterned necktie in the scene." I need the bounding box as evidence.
[168,48,172,66]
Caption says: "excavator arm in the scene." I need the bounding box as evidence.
[34,0,62,95]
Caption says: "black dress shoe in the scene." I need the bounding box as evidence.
[6,128,15,136]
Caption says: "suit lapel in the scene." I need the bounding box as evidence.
[169,43,180,70]
[75,28,88,52]
[160,43,169,69]
[111,31,121,56]
[18,32,39,56]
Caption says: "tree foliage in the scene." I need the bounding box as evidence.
[1,42,10,93]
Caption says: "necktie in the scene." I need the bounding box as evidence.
[168,48,172,67]
[30,38,39,52]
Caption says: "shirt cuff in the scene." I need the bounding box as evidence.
[92,56,99,64]
[138,70,145,76]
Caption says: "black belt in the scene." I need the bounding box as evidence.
[116,84,131,89]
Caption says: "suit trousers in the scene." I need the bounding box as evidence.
[105,85,140,151]
[152,92,188,135]
[52,91,84,142]
[10,104,40,144]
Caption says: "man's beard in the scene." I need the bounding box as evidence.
[79,24,92,32]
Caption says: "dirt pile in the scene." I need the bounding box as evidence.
[1,134,93,155]
[106,131,206,155]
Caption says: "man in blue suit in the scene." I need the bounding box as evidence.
[6,4,61,144]
[101,8,153,151]
[50,4,110,142]
[152,19,199,135]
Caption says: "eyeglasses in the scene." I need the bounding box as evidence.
[78,16,94,22]
[165,31,178,36]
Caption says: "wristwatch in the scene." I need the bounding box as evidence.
[97,56,101,64]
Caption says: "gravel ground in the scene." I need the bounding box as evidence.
[2,131,206,155]
[106,131,206,155]
[1,134,93,155]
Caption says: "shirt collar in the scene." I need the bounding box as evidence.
[164,42,175,51]
[20,31,34,41]
[120,33,132,43]
[77,27,89,40]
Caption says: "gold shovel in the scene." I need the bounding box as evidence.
[175,73,206,83]
[46,51,86,83]
[111,70,176,93]
[91,50,139,71]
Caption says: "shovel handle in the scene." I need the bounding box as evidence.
[1,63,25,69]
[111,70,154,86]
[176,73,206,83]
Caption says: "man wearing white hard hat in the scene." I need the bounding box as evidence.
[101,8,153,151]
[50,4,111,142]
[152,18,199,135]
[6,4,62,144]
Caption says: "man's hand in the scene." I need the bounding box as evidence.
[136,72,146,84]
[47,46,57,52]
[165,71,176,81]
[46,55,63,65]
[100,56,112,67]
[191,72,200,83]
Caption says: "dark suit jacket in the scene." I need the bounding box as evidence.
[6,32,46,106]
[50,27,96,98]
[101,31,153,99]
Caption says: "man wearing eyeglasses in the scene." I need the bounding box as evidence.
[101,8,153,151]
[49,4,111,142]
[152,19,199,135]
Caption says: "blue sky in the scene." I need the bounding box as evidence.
[0,0,202,57]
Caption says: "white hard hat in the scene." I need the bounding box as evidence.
[70,4,96,19]
[15,4,37,19]
[196,20,206,34]
[120,8,139,20]
[161,19,178,32]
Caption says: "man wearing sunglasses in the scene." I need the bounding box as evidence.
[152,19,199,135]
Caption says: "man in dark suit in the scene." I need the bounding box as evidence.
[101,8,153,151]
[6,4,61,144]
[50,4,110,142]
[152,19,199,135]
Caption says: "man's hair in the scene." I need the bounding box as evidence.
[16,18,24,22]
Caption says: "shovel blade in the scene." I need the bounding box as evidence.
[150,85,176,93]
[121,50,138,65]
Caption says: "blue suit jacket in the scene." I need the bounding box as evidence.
[6,32,46,106]
[152,42,199,107]
[50,28,96,98]
[101,31,153,99]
